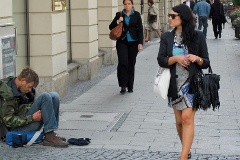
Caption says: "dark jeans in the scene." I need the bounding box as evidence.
[116,39,138,90]
[14,92,60,133]
[198,16,208,38]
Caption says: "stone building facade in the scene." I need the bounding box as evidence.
[0,0,181,98]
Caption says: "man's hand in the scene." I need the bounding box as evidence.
[32,110,42,121]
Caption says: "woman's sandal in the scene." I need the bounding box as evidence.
[188,152,191,159]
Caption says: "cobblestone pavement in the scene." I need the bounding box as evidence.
[0,145,240,160]
[1,22,240,160]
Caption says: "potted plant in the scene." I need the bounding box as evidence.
[233,17,240,38]
[233,0,240,6]
[230,9,240,24]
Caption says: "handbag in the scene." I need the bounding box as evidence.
[153,67,171,99]
[109,12,123,41]
[6,130,44,147]
[193,65,220,111]
[219,5,227,24]
[221,15,227,24]
[148,14,157,23]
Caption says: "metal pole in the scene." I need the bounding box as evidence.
[26,0,30,65]
[68,0,72,63]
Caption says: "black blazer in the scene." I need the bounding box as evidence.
[157,29,210,98]
[109,10,143,45]
[210,3,224,18]
[183,1,196,10]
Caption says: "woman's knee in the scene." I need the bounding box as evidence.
[182,114,194,125]
[176,121,182,129]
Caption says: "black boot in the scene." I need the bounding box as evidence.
[215,32,218,39]
[120,87,126,94]
[219,31,221,38]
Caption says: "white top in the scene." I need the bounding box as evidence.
[186,1,190,8]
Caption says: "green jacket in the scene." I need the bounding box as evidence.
[0,77,33,130]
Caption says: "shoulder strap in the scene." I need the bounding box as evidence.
[26,127,43,146]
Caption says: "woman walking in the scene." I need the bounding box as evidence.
[157,4,210,160]
[109,0,143,94]
[210,0,225,39]
[145,0,162,42]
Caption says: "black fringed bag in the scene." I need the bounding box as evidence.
[193,65,220,111]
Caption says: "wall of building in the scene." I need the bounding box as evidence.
[28,0,69,97]
[0,0,182,98]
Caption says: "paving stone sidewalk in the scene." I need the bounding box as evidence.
[1,22,240,160]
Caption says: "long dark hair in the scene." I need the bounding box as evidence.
[172,4,196,46]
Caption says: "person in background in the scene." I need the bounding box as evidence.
[0,67,68,148]
[183,0,196,10]
[144,0,162,43]
[193,0,211,38]
[109,0,143,94]
[183,0,197,29]
[209,0,225,39]
[158,4,210,160]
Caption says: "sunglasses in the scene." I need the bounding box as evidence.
[168,14,179,19]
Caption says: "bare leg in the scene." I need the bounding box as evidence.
[174,108,195,160]
[174,109,183,142]
[180,108,196,160]
[145,29,150,42]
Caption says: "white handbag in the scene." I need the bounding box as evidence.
[153,67,171,99]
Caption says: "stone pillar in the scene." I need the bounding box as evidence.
[158,0,165,31]
[97,0,118,65]
[12,0,27,73]
[28,0,68,97]
[118,0,123,11]
[70,0,100,80]
[174,0,182,6]
[0,0,12,25]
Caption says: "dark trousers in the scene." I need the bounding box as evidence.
[198,16,208,38]
[116,39,138,90]
[212,17,222,38]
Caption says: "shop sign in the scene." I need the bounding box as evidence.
[0,35,16,78]
[52,0,66,12]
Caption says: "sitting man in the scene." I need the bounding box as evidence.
[0,67,68,147]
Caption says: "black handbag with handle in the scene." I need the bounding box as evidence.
[193,65,220,111]
[219,5,227,24]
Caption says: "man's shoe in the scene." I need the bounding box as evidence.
[43,131,69,148]
[120,87,126,94]
[54,133,66,141]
